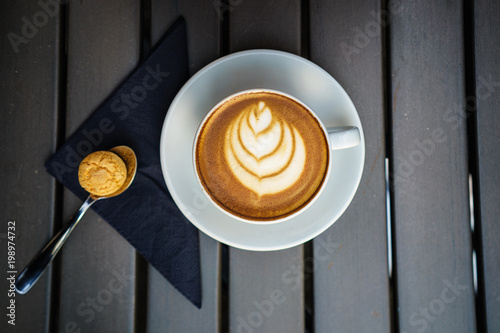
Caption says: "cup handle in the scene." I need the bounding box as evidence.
[327,126,361,150]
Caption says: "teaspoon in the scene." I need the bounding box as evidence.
[15,146,137,294]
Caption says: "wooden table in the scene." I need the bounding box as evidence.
[1,1,499,332]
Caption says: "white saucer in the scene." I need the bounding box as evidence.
[160,50,365,251]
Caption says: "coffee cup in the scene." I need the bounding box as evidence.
[193,89,360,224]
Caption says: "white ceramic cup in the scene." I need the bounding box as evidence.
[193,89,360,224]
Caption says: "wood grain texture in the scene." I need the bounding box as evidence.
[228,1,304,332]
[474,1,500,332]
[391,1,476,332]
[309,0,391,332]
[0,1,60,332]
[229,248,305,333]
[151,0,221,75]
[56,1,140,332]
[229,0,301,54]
[146,1,221,331]
[147,233,220,332]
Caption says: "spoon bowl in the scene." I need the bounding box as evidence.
[104,146,137,197]
[15,146,137,294]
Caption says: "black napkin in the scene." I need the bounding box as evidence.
[45,18,201,308]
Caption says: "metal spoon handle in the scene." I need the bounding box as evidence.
[15,195,97,294]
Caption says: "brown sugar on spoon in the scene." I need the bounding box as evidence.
[78,151,127,196]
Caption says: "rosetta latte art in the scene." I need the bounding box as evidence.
[224,101,306,196]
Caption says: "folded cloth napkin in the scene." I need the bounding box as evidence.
[45,17,201,308]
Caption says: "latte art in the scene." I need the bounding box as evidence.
[195,91,329,221]
[224,102,306,196]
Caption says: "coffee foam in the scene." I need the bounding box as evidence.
[195,91,329,221]
[224,101,306,196]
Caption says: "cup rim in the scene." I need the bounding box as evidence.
[192,88,333,225]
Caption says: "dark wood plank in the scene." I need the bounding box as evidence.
[147,234,220,332]
[0,1,60,332]
[229,249,304,332]
[309,0,391,331]
[56,1,140,332]
[228,0,301,54]
[474,1,500,331]
[151,0,221,75]
[146,1,221,331]
[391,1,476,332]
[228,1,305,332]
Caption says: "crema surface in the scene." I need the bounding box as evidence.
[196,91,329,221]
